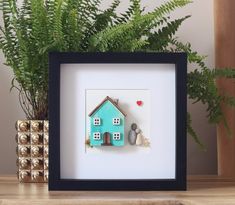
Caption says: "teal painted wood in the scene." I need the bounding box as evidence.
[90,100,125,146]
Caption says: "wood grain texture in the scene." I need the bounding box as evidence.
[0,176,235,205]
[214,0,235,177]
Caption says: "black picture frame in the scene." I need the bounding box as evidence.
[49,52,187,191]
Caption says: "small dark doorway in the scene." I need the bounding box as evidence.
[103,132,112,146]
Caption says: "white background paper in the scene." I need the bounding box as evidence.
[60,63,176,179]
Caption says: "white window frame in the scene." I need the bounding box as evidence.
[93,118,101,126]
[113,132,121,140]
[112,118,120,125]
[93,132,101,140]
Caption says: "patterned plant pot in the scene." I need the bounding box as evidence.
[16,120,49,183]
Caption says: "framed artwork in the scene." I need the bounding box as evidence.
[49,52,187,191]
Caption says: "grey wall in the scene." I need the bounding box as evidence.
[0,0,217,175]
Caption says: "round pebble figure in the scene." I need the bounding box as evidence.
[135,128,141,134]
[136,133,143,146]
[128,123,138,145]
[131,123,137,130]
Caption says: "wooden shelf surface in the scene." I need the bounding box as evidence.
[0,176,235,205]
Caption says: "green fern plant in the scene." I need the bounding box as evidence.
[0,0,235,147]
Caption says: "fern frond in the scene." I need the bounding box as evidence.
[78,0,103,50]
[170,38,207,69]
[187,68,224,125]
[0,0,19,68]
[131,0,141,20]
[91,0,191,51]
[147,15,190,51]
[187,112,206,150]
[107,0,120,13]
[115,0,139,24]
[65,9,83,51]
[214,68,235,78]
[93,1,120,31]
[128,39,149,51]
[49,0,66,50]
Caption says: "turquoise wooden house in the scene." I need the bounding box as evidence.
[89,96,126,147]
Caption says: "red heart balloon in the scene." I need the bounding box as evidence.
[136,100,143,106]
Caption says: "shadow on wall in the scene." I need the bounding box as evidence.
[187,99,217,175]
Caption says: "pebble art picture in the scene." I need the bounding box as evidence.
[86,96,151,148]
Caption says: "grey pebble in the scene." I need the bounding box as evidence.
[131,123,137,130]
[128,130,137,145]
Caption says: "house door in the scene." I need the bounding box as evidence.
[103,132,111,145]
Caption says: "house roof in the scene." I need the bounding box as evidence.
[88,96,127,117]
